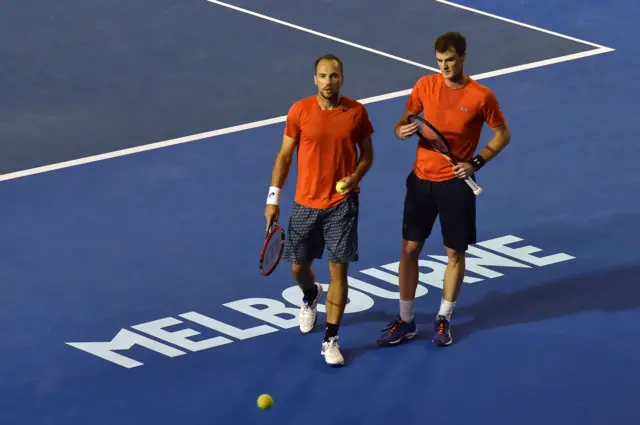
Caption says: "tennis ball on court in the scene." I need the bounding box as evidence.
[257,394,273,410]
[336,181,349,194]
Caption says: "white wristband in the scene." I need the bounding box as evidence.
[266,186,281,205]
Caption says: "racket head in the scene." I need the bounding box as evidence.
[259,223,285,276]
[407,114,452,155]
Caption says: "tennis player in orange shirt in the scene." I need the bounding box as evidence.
[377,32,511,347]
[265,54,375,366]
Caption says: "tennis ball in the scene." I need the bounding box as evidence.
[335,181,349,194]
[257,394,273,410]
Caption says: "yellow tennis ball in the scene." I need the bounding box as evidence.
[335,181,349,194]
[257,394,273,410]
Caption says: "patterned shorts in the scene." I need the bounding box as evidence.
[283,194,359,265]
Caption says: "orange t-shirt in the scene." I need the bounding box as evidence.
[284,95,374,209]
[406,74,505,182]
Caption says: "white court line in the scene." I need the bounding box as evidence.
[0,3,614,183]
[206,0,439,73]
[0,89,411,182]
[0,49,611,183]
[434,0,612,49]
[469,47,613,80]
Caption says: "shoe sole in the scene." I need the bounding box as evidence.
[323,356,345,367]
[377,331,418,347]
[321,350,345,367]
[432,334,453,346]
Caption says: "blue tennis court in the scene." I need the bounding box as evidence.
[2,0,639,424]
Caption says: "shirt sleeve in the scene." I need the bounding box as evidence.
[283,102,302,140]
[405,77,424,114]
[481,91,506,128]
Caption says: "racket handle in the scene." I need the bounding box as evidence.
[440,151,483,195]
[464,176,483,195]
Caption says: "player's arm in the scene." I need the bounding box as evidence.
[267,102,301,203]
[475,121,511,165]
[393,109,412,133]
[350,107,376,185]
[463,122,510,176]
[352,134,374,183]
[265,134,297,230]
[395,77,424,139]
[270,134,297,189]
[469,92,512,171]
[393,109,420,139]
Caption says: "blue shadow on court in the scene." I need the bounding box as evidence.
[332,261,640,363]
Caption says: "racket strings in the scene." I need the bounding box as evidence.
[416,123,449,154]
[262,229,284,272]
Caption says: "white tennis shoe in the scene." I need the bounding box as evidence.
[299,282,323,333]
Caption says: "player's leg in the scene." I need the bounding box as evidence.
[377,171,438,346]
[291,263,323,334]
[431,176,477,346]
[322,261,348,365]
[321,193,359,366]
[325,262,349,336]
[282,202,325,334]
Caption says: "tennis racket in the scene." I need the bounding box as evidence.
[407,114,483,195]
[259,223,285,276]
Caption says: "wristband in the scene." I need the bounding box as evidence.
[471,155,486,171]
[266,186,281,205]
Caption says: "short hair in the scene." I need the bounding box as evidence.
[434,32,467,56]
[314,54,343,74]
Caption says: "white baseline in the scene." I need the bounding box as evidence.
[0,2,613,183]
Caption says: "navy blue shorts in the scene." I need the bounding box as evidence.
[402,171,476,252]
[283,194,359,265]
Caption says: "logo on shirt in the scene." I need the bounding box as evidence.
[460,107,468,112]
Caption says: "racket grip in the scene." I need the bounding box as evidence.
[464,177,483,195]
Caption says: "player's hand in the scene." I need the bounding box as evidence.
[265,204,279,231]
[337,174,359,193]
[396,122,420,139]
[453,162,475,179]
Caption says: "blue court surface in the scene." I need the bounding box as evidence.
[2,0,639,424]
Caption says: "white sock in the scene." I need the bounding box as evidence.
[399,299,415,323]
[438,299,456,321]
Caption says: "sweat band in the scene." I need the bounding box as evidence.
[472,155,486,171]
[266,186,281,205]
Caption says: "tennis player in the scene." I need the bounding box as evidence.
[265,54,375,366]
[377,32,511,347]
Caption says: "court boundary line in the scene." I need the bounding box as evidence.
[469,47,613,80]
[434,0,611,49]
[206,0,440,72]
[0,48,611,183]
[0,5,614,183]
